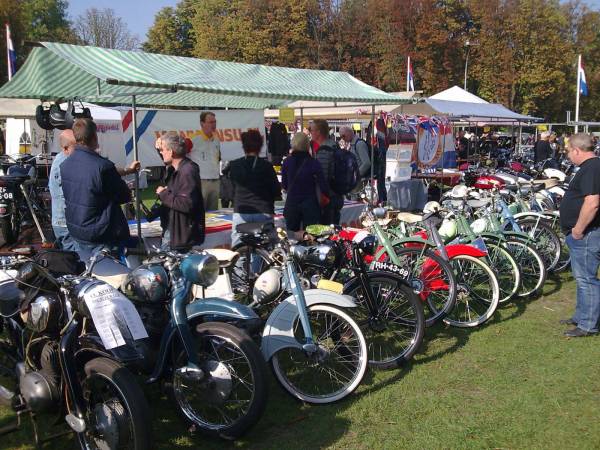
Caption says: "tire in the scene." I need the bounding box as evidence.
[271,304,368,404]
[343,272,425,369]
[501,239,546,297]
[481,240,521,303]
[0,214,19,245]
[171,322,268,440]
[515,218,562,272]
[443,255,500,328]
[381,246,457,327]
[230,244,272,303]
[82,357,152,450]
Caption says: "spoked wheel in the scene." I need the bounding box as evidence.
[271,304,368,404]
[516,219,562,272]
[551,225,570,273]
[382,247,457,327]
[81,357,151,450]
[501,239,546,297]
[343,272,425,369]
[483,241,521,303]
[230,244,272,303]
[444,255,500,328]
[172,322,268,440]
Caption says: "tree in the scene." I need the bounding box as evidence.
[0,0,24,83]
[74,7,139,50]
[144,1,195,56]
[21,0,73,43]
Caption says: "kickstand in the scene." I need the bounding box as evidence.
[19,184,49,245]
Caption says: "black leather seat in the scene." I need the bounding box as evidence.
[236,221,274,235]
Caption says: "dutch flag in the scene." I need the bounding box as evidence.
[6,24,16,80]
[579,56,588,97]
[407,56,415,92]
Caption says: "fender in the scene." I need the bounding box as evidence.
[479,231,531,246]
[261,289,357,361]
[444,243,487,259]
[146,299,260,383]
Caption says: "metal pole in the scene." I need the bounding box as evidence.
[575,54,581,133]
[131,95,142,246]
[300,107,304,133]
[370,105,375,203]
[518,125,522,156]
[463,44,470,91]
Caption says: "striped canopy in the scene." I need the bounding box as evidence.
[0,42,406,109]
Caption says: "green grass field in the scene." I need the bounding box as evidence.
[1,273,598,449]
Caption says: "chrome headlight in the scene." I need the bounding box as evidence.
[181,253,219,287]
[25,295,61,333]
[301,243,339,268]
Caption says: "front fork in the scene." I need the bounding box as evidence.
[284,260,316,352]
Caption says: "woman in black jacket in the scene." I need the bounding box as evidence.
[225,130,281,246]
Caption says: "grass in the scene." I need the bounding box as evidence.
[1,272,599,449]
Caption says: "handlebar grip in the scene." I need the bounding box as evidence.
[123,247,151,257]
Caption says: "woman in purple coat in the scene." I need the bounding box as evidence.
[281,133,329,231]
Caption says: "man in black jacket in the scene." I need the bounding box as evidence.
[61,118,131,255]
[156,132,205,250]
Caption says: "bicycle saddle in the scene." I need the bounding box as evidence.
[236,221,275,235]
[466,198,492,209]
[396,212,424,224]
[203,248,240,268]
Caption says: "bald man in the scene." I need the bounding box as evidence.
[49,129,78,250]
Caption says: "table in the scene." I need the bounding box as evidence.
[130,200,367,249]
[387,179,427,212]
[412,171,463,186]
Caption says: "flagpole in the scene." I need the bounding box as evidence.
[406,56,410,92]
[575,54,581,133]
[5,24,10,81]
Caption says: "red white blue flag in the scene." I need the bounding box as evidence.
[6,24,16,80]
[579,56,588,96]
[407,56,415,92]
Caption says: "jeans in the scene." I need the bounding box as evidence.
[231,213,273,248]
[161,229,171,250]
[52,225,78,252]
[320,194,344,226]
[377,152,387,203]
[566,228,600,332]
[284,196,321,232]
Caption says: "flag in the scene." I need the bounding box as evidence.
[579,56,588,97]
[407,56,415,92]
[6,24,16,80]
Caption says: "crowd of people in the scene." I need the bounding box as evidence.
[49,116,389,255]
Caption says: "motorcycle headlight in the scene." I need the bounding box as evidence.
[181,253,219,287]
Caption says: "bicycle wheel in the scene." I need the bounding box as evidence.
[516,218,561,272]
[230,244,272,303]
[482,241,521,303]
[443,255,500,328]
[381,246,457,327]
[343,272,425,369]
[271,304,368,404]
[501,239,546,297]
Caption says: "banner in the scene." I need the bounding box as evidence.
[121,109,265,167]
[414,116,455,169]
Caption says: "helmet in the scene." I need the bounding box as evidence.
[438,218,458,240]
[450,184,469,199]
[35,105,53,130]
[542,168,566,182]
[252,268,282,305]
[470,218,488,234]
[353,231,376,256]
[423,201,441,213]
[123,264,169,303]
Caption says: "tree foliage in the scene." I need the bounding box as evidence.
[74,7,140,50]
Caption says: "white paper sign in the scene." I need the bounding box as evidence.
[83,284,148,350]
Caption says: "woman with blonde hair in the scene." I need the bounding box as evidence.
[281,132,329,231]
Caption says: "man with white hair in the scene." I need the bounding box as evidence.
[534,131,552,163]
[339,126,371,179]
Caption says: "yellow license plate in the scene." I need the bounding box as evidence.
[317,279,344,294]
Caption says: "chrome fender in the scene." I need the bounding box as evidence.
[512,211,549,221]
[261,289,357,361]
[186,297,259,321]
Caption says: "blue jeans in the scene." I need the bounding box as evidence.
[566,228,600,332]
[52,225,79,252]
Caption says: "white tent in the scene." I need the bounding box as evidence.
[390,86,539,123]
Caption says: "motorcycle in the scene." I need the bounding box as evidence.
[0,252,151,449]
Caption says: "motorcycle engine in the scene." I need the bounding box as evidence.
[20,341,60,413]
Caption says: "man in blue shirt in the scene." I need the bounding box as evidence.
[49,129,77,251]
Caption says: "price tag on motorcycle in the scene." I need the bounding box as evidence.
[83,284,149,350]
[317,279,344,294]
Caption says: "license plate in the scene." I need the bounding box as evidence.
[372,261,411,279]
[317,279,344,294]
[0,187,13,200]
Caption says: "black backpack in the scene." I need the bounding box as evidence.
[322,144,360,195]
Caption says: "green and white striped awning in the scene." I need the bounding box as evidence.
[0,42,407,109]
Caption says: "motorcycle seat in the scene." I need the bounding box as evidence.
[397,212,424,224]
[534,179,559,189]
[203,248,240,268]
[236,221,274,235]
[466,198,492,209]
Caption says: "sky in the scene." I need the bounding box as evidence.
[68,0,178,42]
[68,0,600,45]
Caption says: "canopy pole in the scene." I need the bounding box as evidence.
[518,124,523,156]
[131,95,142,246]
[300,107,304,133]
[370,105,375,203]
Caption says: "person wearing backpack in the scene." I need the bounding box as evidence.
[340,126,371,179]
[311,119,360,225]
[375,118,389,203]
